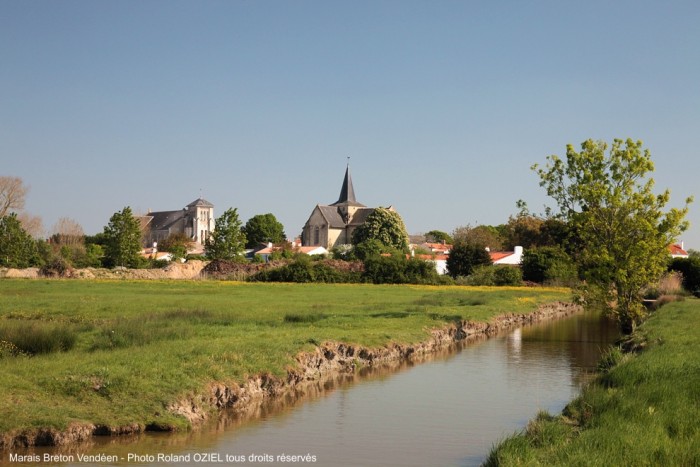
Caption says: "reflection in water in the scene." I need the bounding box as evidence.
[10,311,619,467]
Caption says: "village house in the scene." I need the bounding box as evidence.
[139,198,214,253]
[301,165,399,250]
[669,242,689,258]
[255,241,328,262]
[420,242,452,255]
[488,246,524,265]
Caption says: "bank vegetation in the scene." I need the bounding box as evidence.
[485,299,700,466]
[0,280,570,448]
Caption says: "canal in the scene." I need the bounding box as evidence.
[33,310,619,467]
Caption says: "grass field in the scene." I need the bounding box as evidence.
[0,280,569,435]
[485,299,700,466]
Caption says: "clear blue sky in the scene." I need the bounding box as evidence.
[2,1,699,248]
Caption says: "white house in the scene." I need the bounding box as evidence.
[489,246,524,265]
[255,243,329,262]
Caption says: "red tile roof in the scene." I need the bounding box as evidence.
[669,243,688,256]
[489,251,511,262]
[423,242,453,250]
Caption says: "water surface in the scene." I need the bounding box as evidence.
[15,311,619,467]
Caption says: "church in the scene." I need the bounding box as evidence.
[301,165,397,249]
[140,198,215,250]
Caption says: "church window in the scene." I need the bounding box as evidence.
[314,227,320,245]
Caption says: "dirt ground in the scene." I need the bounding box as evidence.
[0,260,209,280]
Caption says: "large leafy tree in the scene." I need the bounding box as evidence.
[205,207,246,261]
[425,230,453,245]
[0,213,39,268]
[351,207,409,252]
[453,224,504,250]
[445,241,492,278]
[103,207,143,268]
[242,213,286,248]
[534,138,692,333]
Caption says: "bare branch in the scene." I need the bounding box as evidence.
[0,176,28,218]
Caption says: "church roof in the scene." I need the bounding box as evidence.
[331,165,365,207]
[187,198,214,208]
[347,207,375,225]
[148,210,187,232]
[318,205,347,229]
[313,205,376,229]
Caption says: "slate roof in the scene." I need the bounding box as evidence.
[348,207,375,226]
[187,198,214,208]
[149,210,186,232]
[331,165,366,208]
[318,205,347,229]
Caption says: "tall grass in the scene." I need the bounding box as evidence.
[485,299,700,466]
[0,320,77,355]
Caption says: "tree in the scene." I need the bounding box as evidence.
[453,224,504,250]
[425,230,453,244]
[51,217,84,246]
[157,233,193,260]
[242,213,286,248]
[0,213,39,268]
[102,207,143,268]
[534,138,692,333]
[351,207,409,252]
[353,238,388,261]
[0,176,27,218]
[16,212,44,239]
[446,242,492,278]
[521,246,577,285]
[205,208,246,261]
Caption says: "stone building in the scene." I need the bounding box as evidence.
[301,166,396,249]
[140,198,214,250]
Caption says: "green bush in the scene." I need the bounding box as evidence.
[494,265,523,286]
[668,257,700,294]
[252,258,362,283]
[460,265,521,286]
[463,265,496,285]
[362,255,439,284]
[521,246,577,285]
[311,263,348,283]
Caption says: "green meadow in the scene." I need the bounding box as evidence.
[0,280,569,435]
[485,299,700,466]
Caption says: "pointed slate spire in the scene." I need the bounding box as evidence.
[335,164,357,205]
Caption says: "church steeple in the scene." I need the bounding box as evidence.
[331,162,366,209]
[336,164,357,205]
